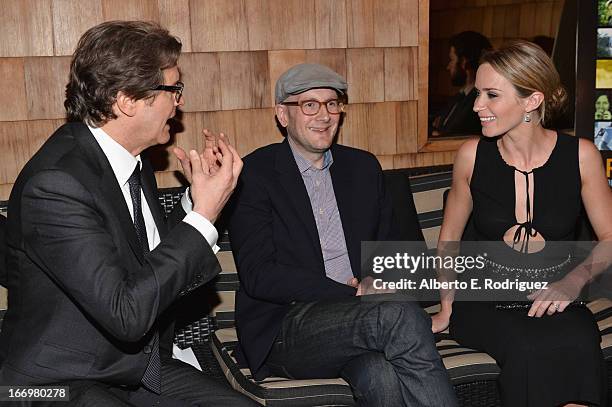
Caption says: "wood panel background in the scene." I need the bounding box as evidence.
[429,0,565,106]
[0,0,460,202]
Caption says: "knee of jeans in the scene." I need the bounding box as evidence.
[343,353,395,389]
[377,301,430,333]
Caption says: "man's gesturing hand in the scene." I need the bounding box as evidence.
[173,129,225,182]
[177,137,242,223]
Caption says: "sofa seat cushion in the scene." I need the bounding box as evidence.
[210,327,502,406]
[587,298,612,359]
[210,299,612,406]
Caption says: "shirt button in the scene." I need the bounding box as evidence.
[144,345,152,354]
[319,209,324,214]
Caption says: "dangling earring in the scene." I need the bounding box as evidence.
[524,112,531,123]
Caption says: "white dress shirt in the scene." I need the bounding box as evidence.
[89,126,219,251]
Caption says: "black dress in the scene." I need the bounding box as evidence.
[449,133,606,406]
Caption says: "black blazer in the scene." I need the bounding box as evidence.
[0,122,220,385]
[228,140,394,376]
[437,88,481,135]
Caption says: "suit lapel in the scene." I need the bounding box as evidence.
[73,125,146,264]
[329,146,357,277]
[275,141,323,262]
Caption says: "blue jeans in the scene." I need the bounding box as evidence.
[266,295,457,407]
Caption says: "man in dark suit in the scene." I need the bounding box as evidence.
[0,21,255,406]
[431,31,492,136]
[229,63,457,406]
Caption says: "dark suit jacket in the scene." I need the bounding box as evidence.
[0,122,220,386]
[228,140,395,376]
[437,88,481,135]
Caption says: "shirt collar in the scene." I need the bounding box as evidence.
[461,83,475,96]
[288,138,334,174]
[88,125,141,186]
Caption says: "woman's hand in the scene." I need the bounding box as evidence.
[348,277,396,296]
[526,272,587,317]
[431,307,451,333]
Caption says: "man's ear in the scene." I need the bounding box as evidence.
[460,56,468,70]
[114,91,138,118]
[275,104,289,128]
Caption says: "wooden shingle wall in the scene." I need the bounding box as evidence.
[429,0,565,105]
[0,0,461,200]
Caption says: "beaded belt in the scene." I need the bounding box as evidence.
[480,254,586,310]
[494,300,587,311]
[482,253,572,280]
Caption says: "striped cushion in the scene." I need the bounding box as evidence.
[423,304,500,385]
[408,170,452,247]
[210,325,500,406]
[211,328,355,407]
[587,298,612,359]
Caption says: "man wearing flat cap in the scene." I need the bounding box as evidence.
[228,63,457,406]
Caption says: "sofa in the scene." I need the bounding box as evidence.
[158,167,612,407]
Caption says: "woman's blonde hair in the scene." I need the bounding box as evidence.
[480,40,567,125]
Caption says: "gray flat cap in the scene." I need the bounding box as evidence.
[275,63,348,104]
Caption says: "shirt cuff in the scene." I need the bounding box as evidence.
[183,211,220,254]
[172,344,202,371]
[180,187,193,213]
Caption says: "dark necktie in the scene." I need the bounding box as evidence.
[127,164,161,394]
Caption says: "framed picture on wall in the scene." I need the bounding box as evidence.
[594,121,612,150]
[598,0,612,27]
[595,60,612,88]
[597,28,612,56]
[590,2,612,185]
[594,91,612,120]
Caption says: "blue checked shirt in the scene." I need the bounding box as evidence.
[288,140,353,284]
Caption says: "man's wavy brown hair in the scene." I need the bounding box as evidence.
[64,21,182,127]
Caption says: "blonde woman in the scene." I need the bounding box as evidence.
[432,41,612,406]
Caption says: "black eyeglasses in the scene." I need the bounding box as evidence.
[281,99,344,116]
[152,81,184,102]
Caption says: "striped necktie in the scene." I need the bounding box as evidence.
[128,164,161,394]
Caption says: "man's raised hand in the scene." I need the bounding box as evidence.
[177,135,242,223]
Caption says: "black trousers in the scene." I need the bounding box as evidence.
[19,358,257,407]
